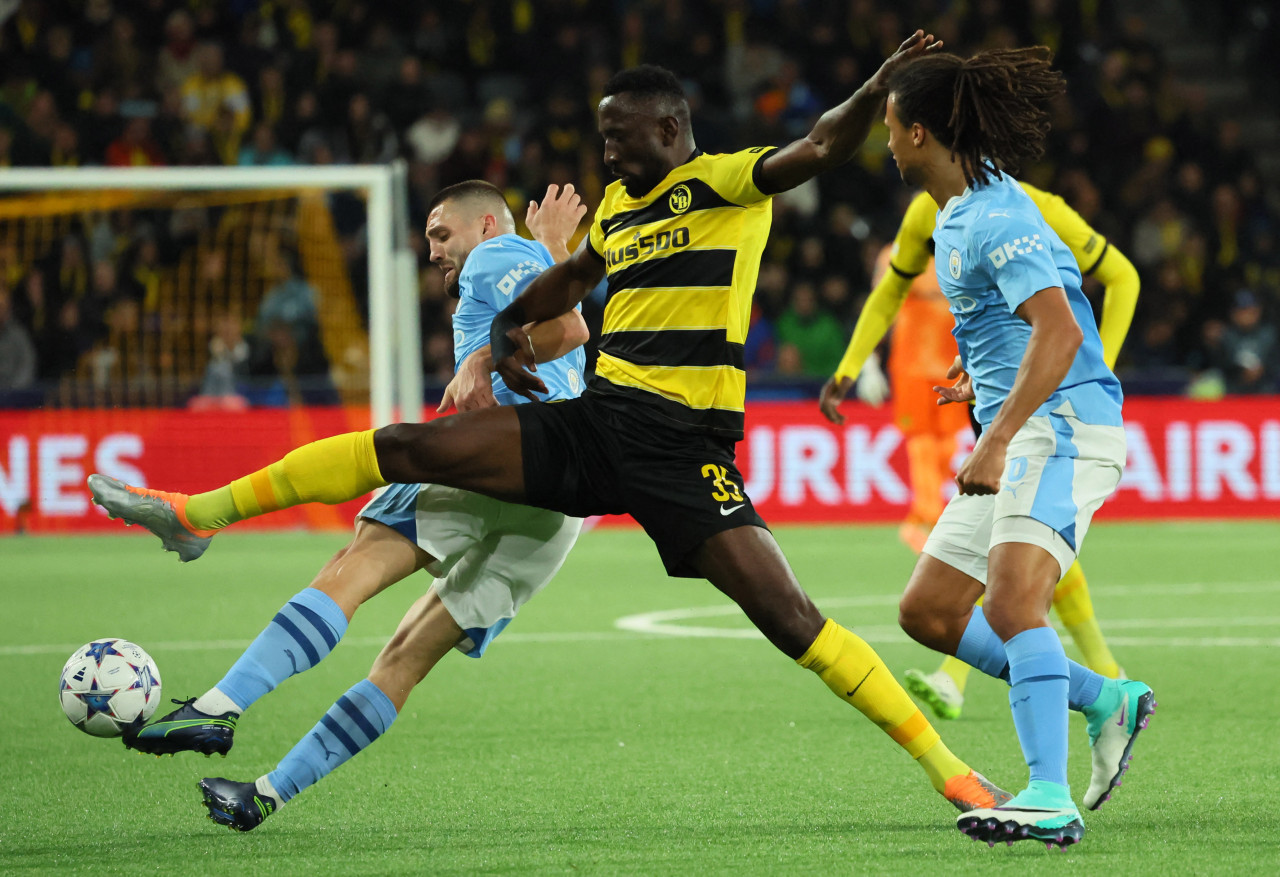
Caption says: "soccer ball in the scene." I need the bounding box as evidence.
[59,639,163,737]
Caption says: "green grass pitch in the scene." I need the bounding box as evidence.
[3,521,1279,875]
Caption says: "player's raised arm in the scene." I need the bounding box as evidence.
[757,30,943,194]
[1089,245,1140,369]
[525,182,587,264]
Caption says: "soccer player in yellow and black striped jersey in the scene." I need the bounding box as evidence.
[819,185,1140,720]
[583,149,774,437]
[90,32,1018,821]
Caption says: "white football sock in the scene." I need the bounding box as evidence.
[194,687,243,716]
[256,776,283,807]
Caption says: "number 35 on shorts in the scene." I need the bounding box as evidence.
[701,464,744,503]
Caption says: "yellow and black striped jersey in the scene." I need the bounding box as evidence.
[585,147,776,438]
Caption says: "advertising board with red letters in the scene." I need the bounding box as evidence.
[2,397,1278,534]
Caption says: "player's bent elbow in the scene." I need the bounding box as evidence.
[564,310,590,350]
[1062,320,1085,354]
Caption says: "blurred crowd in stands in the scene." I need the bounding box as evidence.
[1,0,1278,404]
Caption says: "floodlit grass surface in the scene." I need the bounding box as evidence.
[4,522,1279,875]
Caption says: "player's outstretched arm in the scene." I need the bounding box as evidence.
[819,270,914,423]
[439,312,589,413]
[757,30,942,194]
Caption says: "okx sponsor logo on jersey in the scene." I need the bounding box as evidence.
[987,234,1046,269]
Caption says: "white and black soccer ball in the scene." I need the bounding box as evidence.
[59,639,163,737]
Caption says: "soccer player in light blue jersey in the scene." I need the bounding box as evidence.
[882,48,1156,848]
[103,181,590,831]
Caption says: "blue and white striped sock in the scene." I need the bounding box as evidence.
[267,679,398,803]
[214,588,348,711]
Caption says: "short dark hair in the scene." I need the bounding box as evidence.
[602,65,690,125]
[889,47,1065,187]
[427,179,508,215]
[603,64,686,102]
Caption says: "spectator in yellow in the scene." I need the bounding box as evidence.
[181,43,251,139]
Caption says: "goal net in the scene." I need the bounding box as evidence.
[0,165,421,427]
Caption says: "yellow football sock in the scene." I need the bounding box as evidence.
[183,487,239,531]
[937,655,973,692]
[185,430,386,531]
[798,619,967,793]
[1053,560,1121,678]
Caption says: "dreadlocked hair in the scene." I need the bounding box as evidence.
[888,47,1065,187]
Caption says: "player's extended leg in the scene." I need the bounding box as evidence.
[125,520,428,756]
[688,526,1010,813]
[903,424,974,717]
[899,434,942,553]
[200,591,464,832]
[88,407,527,561]
[911,557,1125,719]
[909,559,1122,719]
[1053,561,1122,678]
[955,540,1084,847]
[900,552,1155,815]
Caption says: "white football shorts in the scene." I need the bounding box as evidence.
[359,482,582,657]
[923,412,1126,582]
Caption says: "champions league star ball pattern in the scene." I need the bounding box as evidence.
[59,639,162,737]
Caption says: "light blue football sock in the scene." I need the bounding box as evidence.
[956,606,1011,679]
[215,588,348,711]
[267,679,398,803]
[957,605,1105,710]
[1005,626,1070,787]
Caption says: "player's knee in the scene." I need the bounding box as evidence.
[979,599,1030,642]
[374,422,439,481]
[780,611,825,659]
[898,593,946,648]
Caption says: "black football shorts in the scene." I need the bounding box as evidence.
[515,392,767,577]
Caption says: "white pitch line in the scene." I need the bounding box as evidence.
[1,631,675,658]
[614,580,1280,644]
[8,581,1280,658]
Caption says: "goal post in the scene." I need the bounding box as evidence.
[0,163,422,427]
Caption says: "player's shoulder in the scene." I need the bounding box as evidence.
[459,234,551,299]
[1019,181,1102,255]
[467,234,551,273]
[969,179,1045,231]
[473,233,548,259]
[696,146,775,165]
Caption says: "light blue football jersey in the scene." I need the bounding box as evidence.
[452,234,585,405]
[931,172,1123,427]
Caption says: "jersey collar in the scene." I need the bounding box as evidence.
[936,186,974,227]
